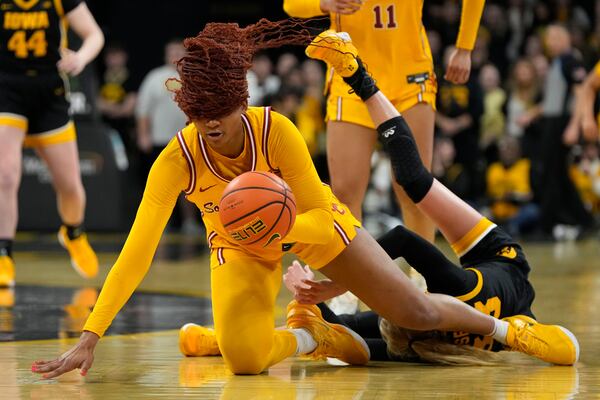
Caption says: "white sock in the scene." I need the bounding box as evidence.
[291,328,317,355]
[488,319,509,345]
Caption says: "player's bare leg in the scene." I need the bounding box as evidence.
[0,124,25,287]
[35,141,85,226]
[326,121,377,221]
[36,140,98,278]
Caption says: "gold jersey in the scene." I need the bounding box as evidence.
[177,106,334,261]
[83,107,346,336]
[327,0,434,99]
[284,0,485,101]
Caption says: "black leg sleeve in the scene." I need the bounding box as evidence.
[366,339,395,361]
[336,311,382,339]
[376,226,477,297]
[318,303,382,339]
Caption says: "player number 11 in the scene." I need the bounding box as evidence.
[373,5,397,29]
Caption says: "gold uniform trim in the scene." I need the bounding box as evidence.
[451,218,496,257]
[456,268,483,302]
[52,0,68,50]
[23,120,76,147]
[0,113,28,131]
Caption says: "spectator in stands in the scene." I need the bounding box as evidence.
[432,136,470,201]
[247,54,280,106]
[538,24,591,238]
[570,143,600,216]
[97,44,137,152]
[136,39,187,170]
[505,59,543,163]
[300,59,327,179]
[479,63,506,161]
[486,136,539,237]
[276,53,299,78]
[480,4,510,76]
[506,59,542,139]
[436,46,484,202]
[136,39,200,234]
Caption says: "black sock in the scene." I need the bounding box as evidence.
[377,117,433,203]
[342,57,379,101]
[0,239,13,258]
[65,224,84,240]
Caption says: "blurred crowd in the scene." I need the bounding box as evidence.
[95,0,600,241]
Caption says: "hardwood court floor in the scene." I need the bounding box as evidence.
[1,235,599,399]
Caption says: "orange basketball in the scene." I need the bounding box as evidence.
[219,171,296,249]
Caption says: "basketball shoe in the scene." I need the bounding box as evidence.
[0,255,15,287]
[504,315,580,365]
[286,300,370,365]
[305,30,359,78]
[58,225,98,279]
[179,323,221,357]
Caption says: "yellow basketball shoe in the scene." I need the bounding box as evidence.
[504,315,580,365]
[286,300,370,365]
[306,30,359,78]
[58,226,98,279]
[0,255,15,288]
[179,323,221,357]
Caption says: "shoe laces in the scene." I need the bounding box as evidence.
[514,324,549,358]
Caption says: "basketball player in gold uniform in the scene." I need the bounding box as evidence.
[283,0,484,243]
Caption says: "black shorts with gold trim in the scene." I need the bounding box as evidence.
[0,70,75,147]
[460,226,531,276]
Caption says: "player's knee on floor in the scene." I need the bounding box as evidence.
[218,333,271,375]
[221,346,270,375]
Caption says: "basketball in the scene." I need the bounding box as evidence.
[219,171,297,249]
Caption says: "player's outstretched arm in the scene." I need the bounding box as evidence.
[31,141,189,379]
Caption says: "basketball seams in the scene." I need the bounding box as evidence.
[244,199,287,246]
[222,200,287,228]
[252,170,286,190]
[219,170,296,248]
[250,171,297,209]
[220,185,287,201]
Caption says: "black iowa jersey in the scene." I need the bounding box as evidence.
[446,227,536,351]
[0,0,81,72]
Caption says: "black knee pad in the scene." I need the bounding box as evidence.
[377,117,433,203]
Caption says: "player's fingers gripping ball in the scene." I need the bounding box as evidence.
[219,171,297,249]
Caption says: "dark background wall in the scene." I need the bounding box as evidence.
[87,0,290,87]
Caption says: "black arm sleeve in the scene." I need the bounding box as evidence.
[376,225,478,297]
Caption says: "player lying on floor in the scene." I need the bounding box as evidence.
[176,30,579,367]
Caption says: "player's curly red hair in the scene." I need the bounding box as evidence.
[168,19,313,121]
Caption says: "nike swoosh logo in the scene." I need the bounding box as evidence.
[199,184,217,192]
